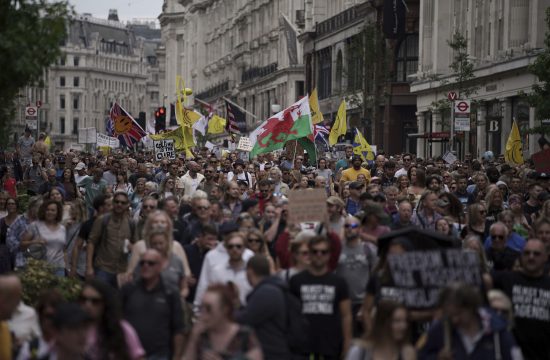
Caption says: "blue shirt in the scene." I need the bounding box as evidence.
[346,198,360,216]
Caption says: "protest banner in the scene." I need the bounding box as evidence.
[532,149,550,173]
[237,136,253,152]
[287,189,327,224]
[154,139,176,160]
[96,133,119,148]
[380,249,482,309]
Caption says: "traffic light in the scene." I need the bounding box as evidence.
[155,106,166,133]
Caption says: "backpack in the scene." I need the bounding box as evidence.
[276,283,311,354]
[94,214,136,264]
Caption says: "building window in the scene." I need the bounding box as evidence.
[72,118,78,135]
[73,96,79,110]
[73,77,79,87]
[60,95,65,109]
[334,50,343,93]
[60,56,65,66]
[318,47,332,99]
[395,34,419,82]
[73,56,79,66]
[347,36,363,91]
[60,117,65,134]
[59,77,65,87]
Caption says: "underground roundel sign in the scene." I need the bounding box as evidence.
[454,100,471,115]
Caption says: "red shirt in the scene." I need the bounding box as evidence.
[275,230,342,271]
[3,178,16,198]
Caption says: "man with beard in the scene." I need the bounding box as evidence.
[201,165,219,196]
[268,167,289,196]
[341,155,372,189]
[453,175,469,208]
[370,154,386,178]
[184,224,219,302]
[380,160,397,189]
[493,239,550,360]
[335,145,354,173]
[180,198,214,245]
[250,179,273,215]
[181,161,205,197]
[222,182,242,221]
[228,159,253,189]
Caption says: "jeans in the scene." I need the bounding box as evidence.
[95,268,118,288]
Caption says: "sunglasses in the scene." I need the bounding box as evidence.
[311,249,329,255]
[79,295,103,305]
[139,259,158,267]
[142,205,156,209]
[196,206,210,211]
[491,235,505,239]
[344,223,359,229]
[227,244,243,250]
[248,238,262,244]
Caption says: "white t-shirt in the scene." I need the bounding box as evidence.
[227,171,253,188]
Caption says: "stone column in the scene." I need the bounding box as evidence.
[500,98,512,156]
[476,104,487,157]
[416,111,426,158]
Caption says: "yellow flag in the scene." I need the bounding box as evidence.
[505,120,524,165]
[149,127,186,151]
[329,100,347,145]
[353,128,374,161]
[44,135,52,148]
[176,102,201,128]
[207,115,227,134]
[182,125,195,149]
[309,88,323,124]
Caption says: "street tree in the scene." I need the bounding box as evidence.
[0,0,71,144]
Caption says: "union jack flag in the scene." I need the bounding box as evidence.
[108,102,146,148]
[314,124,330,141]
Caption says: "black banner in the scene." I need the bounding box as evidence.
[383,0,407,39]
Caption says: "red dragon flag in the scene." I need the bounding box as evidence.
[109,102,146,148]
[249,97,312,158]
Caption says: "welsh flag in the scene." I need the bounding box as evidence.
[250,97,313,158]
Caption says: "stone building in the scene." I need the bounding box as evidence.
[159,0,306,131]
[411,0,549,158]
[15,11,159,150]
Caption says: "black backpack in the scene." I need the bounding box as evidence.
[277,283,311,354]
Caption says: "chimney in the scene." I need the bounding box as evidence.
[108,9,119,22]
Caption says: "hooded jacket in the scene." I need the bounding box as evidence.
[419,308,523,360]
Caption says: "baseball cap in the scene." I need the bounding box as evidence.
[75,162,86,171]
[349,181,365,190]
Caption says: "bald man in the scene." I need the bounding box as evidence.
[0,275,22,359]
[181,161,205,197]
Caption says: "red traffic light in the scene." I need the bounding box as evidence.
[155,110,160,117]
[159,107,165,115]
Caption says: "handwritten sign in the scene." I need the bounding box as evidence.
[532,149,550,173]
[78,128,97,144]
[237,136,253,152]
[287,189,327,224]
[442,151,457,164]
[96,133,119,148]
[381,249,482,309]
[154,139,176,160]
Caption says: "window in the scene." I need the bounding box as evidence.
[60,117,65,134]
[395,34,419,82]
[334,50,343,93]
[59,77,65,87]
[73,96,79,110]
[318,47,332,99]
[347,36,363,91]
[60,56,65,66]
[72,118,78,135]
[73,56,79,66]
[60,95,65,109]
[73,77,79,87]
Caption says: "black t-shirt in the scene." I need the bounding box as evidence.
[523,203,540,221]
[289,270,349,356]
[493,271,550,360]
[78,216,96,241]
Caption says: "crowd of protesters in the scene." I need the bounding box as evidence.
[1,129,550,359]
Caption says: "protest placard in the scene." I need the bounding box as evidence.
[96,133,119,148]
[442,151,457,164]
[78,128,96,144]
[154,139,176,160]
[381,249,482,309]
[237,136,253,152]
[287,189,327,224]
[532,149,550,173]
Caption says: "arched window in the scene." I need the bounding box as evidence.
[334,50,343,93]
[395,34,419,82]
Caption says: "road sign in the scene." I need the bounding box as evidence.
[25,106,38,120]
[454,100,471,114]
[447,91,458,101]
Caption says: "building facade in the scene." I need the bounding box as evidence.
[300,0,420,154]
[159,0,306,131]
[15,11,160,150]
[411,0,549,159]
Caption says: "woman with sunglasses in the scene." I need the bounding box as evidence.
[246,229,275,274]
[159,176,179,202]
[461,203,489,240]
[184,284,263,360]
[277,234,311,283]
[79,279,145,360]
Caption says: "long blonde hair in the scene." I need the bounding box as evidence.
[143,210,174,253]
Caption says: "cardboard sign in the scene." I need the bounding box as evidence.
[533,149,550,173]
[96,133,119,148]
[237,136,253,152]
[442,151,457,164]
[154,139,176,160]
[287,188,327,224]
[78,128,96,144]
[381,249,482,309]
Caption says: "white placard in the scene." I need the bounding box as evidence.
[96,133,119,148]
[154,139,176,160]
[454,117,471,131]
[78,128,97,144]
[205,141,216,150]
[442,151,458,164]
[237,136,253,152]
[25,120,37,130]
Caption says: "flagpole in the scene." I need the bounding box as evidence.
[222,96,257,119]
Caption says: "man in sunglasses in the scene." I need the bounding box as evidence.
[289,235,352,359]
[335,217,376,336]
[493,238,550,360]
[121,249,184,360]
[86,191,136,287]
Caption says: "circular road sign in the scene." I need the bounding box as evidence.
[456,101,469,113]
